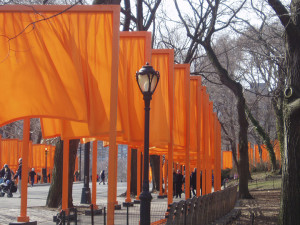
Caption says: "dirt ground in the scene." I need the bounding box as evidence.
[229,189,281,225]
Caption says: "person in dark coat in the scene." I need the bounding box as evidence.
[29,168,36,187]
[13,158,22,197]
[99,170,105,185]
[0,164,12,183]
[175,170,184,198]
[190,168,197,196]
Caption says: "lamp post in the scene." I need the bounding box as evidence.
[44,148,49,183]
[136,62,160,225]
[81,142,91,204]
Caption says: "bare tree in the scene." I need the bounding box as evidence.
[172,0,252,198]
[266,0,300,224]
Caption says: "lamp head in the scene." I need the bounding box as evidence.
[136,62,160,96]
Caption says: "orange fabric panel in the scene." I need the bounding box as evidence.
[37,5,121,139]
[49,145,56,170]
[222,151,233,169]
[248,143,254,167]
[215,120,222,191]
[261,144,269,162]
[173,65,190,149]
[273,140,281,167]
[209,107,215,170]
[150,49,174,148]
[0,6,101,126]
[196,78,202,196]
[149,166,152,182]
[254,144,260,165]
[0,139,20,172]
[116,32,151,145]
[189,79,198,153]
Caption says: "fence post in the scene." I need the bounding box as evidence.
[90,204,94,225]
[104,207,106,225]
[127,204,129,225]
[62,210,65,225]
[184,202,187,225]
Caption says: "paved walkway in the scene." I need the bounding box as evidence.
[0,182,178,225]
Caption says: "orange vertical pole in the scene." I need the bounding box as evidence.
[196,79,202,196]
[108,141,118,225]
[159,155,163,196]
[125,147,132,203]
[212,113,217,192]
[185,65,190,200]
[217,122,222,190]
[18,118,30,222]
[206,102,213,194]
[213,115,219,191]
[202,89,208,195]
[136,148,141,200]
[107,7,120,225]
[92,141,98,209]
[62,139,69,211]
[168,55,174,205]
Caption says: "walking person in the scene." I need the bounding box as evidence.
[99,170,105,185]
[13,158,22,197]
[175,170,184,198]
[190,168,197,196]
[29,168,36,187]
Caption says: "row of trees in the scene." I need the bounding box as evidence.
[0,0,299,224]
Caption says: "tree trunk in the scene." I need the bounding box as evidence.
[46,139,79,208]
[150,155,160,192]
[204,43,252,199]
[231,142,239,172]
[245,106,277,171]
[279,1,300,222]
[68,139,79,207]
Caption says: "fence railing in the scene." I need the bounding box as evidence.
[165,185,238,225]
[54,186,238,225]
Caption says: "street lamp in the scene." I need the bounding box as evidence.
[80,142,91,204]
[136,62,160,225]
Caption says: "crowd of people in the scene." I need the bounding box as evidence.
[0,158,22,197]
[172,168,203,198]
[0,158,48,197]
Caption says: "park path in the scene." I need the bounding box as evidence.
[229,189,281,225]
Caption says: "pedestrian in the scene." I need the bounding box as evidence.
[13,158,22,197]
[175,170,184,198]
[0,164,12,183]
[99,170,105,185]
[74,170,79,181]
[190,168,197,196]
[29,168,36,187]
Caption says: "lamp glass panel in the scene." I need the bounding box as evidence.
[150,75,158,92]
[138,74,150,92]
